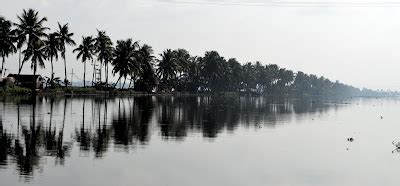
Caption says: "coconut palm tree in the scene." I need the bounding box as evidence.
[174,48,190,77]
[44,33,59,84]
[135,44,156,92]
[111,39,138,88]
[55,23,75,87]
[156,49,178,91]
[95,30,113,86]
[14,9,48,75]
[22,40,46,89]
[200,51,225,92]
[73,36,95,87]
[0,17,17,76]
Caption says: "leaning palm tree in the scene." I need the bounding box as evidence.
[14,9,48,75]
[22,40,47,89]
[44,33,59,83]
[156,49,178,91]
[73,36,95,87]
[95,30,113,86]
[55,23,75,87]
[0,17,17,76]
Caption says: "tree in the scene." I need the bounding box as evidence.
[95,30,113,86]
[201,51,226,92]
[22,40,46,89]
[44,33,59,84]
[135,44,157,92]
[73,36,95,87]
[0,17,17,76]
[156,49,178,91]
[55,23,75,87]
[111,39,138,89]
[14,9,48,76]
[226,58,242,92]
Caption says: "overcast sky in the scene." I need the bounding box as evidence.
[2,0,400,90]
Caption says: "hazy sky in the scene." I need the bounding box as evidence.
[2,0,400,90]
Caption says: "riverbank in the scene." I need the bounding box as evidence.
[0,86,396,98]
[0,86,240,97]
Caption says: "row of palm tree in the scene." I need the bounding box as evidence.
[0,9,379,96]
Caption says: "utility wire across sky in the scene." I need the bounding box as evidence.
[157,0,400,7]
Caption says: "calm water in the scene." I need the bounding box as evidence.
[0,96,399,186]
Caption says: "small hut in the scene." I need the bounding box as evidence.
[7,74,44,89]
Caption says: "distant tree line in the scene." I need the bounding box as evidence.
[0,9,390,96]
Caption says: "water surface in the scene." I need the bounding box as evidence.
[0,96,399,186]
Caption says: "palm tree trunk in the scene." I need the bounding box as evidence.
[122,77,126,89]
[92,59,95,86]
[64,57,67,87]
[128,78,132,89]
[50,57,54,83]
[1,56,5,77]
[33,62,37,92]
[83,61,86,87]
[18,49,21,70]
[105,61,108,87]
[99,59,102,83]
[114,75,121,88]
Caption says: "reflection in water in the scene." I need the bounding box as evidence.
[0,95,341,181]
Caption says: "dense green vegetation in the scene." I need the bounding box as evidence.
[0,9,389,96]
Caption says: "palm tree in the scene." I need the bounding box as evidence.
[111,39,138,88]
[14,9,48,75]
[44,33,59,84]
[73,36,95,87]
[174,48,190,77]
[156,49,178,91]
[55,23,75,87]
[0,17,17,76]
[135,44,157,92]
[22,40,46,89]
[95,30,113,86]
[200,51,225,92]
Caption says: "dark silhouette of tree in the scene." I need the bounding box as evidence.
[95,30,113,86]
[22,39,46,89]
[157,49,178,91]
[111,39,139,88]
[14,9,48,76]
[44,33,59,85]
[135,44,157,92]
[0,17,17,76]
[54,23,75,87]
[73,36,95,87]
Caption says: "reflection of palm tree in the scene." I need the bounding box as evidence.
[0,114,13,167]
[45,98,57,154]
[92,99,110,158]
[75,98,91,152]
[12,99,43,178]
[54,98,71,165]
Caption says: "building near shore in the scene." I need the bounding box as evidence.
[7,74,44,89]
